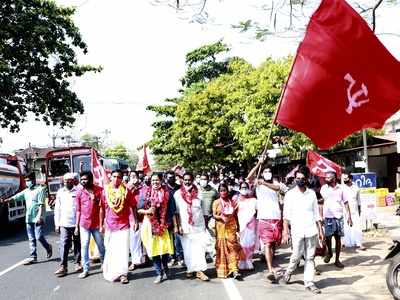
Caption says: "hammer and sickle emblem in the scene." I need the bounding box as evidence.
[311,159,335,175]
[344,73,369,114]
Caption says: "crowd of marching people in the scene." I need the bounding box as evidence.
[0,163,365,294]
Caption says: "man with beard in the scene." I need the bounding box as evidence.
[101,169,137,284]
[281,166,324,294]
[320,171,352,268]
[54,173,81,277]
[75,171,106,279]
[165,171,184,267]
[174,172,209,281]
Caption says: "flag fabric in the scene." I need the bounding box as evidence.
[307,150,342,178]
[276,0,400,149]
[91,148,109,188]
[285,165,299,179]
[136,144,152,175]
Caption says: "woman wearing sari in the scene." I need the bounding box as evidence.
[138,173,174,284]
[236,182,257,270]
[213,183,242,280]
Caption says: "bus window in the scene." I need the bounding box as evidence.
[73,155,91,173]
[48,157,70,177]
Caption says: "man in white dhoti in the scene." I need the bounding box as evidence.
[101,169,137,284]
[174,172,210,281]
[342,173,365,250]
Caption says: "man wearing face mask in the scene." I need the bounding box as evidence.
[281,166,324,294]
[165,171,184,267]
[54,173,81,277]
[254,167,282,282]
[198,174,218,261]
[320,171,352,269]
[174,172,210,281]
[1,172,52,265]
[127,171,145,271]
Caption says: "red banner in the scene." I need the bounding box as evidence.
[276,0,400,149]
[307,150,342,178]
[136,144,151,175]
[91,149,109,188]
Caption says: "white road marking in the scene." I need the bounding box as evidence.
[0,259,27,277]
[221,278,244,300]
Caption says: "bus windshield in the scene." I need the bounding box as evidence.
[72,155,91,174]
[48,156,70,177]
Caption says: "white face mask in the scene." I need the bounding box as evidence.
[240,189,248,196]
[199,179,208,188]
[263,172,272,181]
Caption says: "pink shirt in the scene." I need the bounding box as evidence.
[320,184,348,219]
[76,185,104,230]
[102,186,135,232]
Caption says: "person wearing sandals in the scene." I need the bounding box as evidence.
[281,166,324,294]
[320,171,353,269]
[75,171,106,279]
[102,169,137,284]
[213,183,242,280]
[139,173,174,284]
[174,172,210,282]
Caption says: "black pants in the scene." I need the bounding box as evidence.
[60,227,81,268]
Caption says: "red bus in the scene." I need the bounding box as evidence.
[44,146,129,206]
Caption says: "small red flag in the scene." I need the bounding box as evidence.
[307,150,342,178]
[276,0,400,149]
[91,148,109,188]
[136,144,152,175]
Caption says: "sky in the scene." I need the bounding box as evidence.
[1,0,400,154]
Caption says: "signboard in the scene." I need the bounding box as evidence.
[360,187,377,222]
[352,172,377,188]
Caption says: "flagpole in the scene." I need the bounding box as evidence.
[254,53,300,179]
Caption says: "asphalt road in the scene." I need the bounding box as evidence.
[0,214,393,300]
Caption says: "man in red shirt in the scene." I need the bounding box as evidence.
[101,169,137,284]
[75,171,105,279]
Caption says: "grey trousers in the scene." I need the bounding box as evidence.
[286,234,317,287]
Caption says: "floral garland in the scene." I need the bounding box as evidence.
[180,185,198,225]
[106,183,126,214]
[144,186,169,236]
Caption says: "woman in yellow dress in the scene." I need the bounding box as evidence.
[138,173,174,284]
[213,183,242,280]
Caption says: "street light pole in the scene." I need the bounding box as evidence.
[362,129,369,172]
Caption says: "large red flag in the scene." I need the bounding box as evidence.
[136,144,152,175]
[307,150,342,178]
[91,148,109,188]
[276,0,400,149]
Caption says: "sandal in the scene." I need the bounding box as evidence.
[323,254,332,264]
[306,284,321,294]
[120,275,129,284]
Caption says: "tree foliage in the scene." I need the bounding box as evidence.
[147,42,314,170]
[0,0,101,132]
[104,143,139,168]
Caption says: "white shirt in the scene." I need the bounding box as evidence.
[54,186,78,228]
[174,189,206,234]
[283,187,321,238]
[255,184,281,220]
[320,184,348,219]
[342,183,360,215]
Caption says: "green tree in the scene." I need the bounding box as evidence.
[0,0,101,132]
[80,133,103,151]
[104,144,138,167]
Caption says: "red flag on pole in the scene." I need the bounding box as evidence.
[307,150,342,178]
[91,148,109,188]
[136,144,152,175]
[276,0,400,149]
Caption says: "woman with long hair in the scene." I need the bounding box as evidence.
[213,183,242,280]
[139,173,174,284]
[236,182,257,270]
